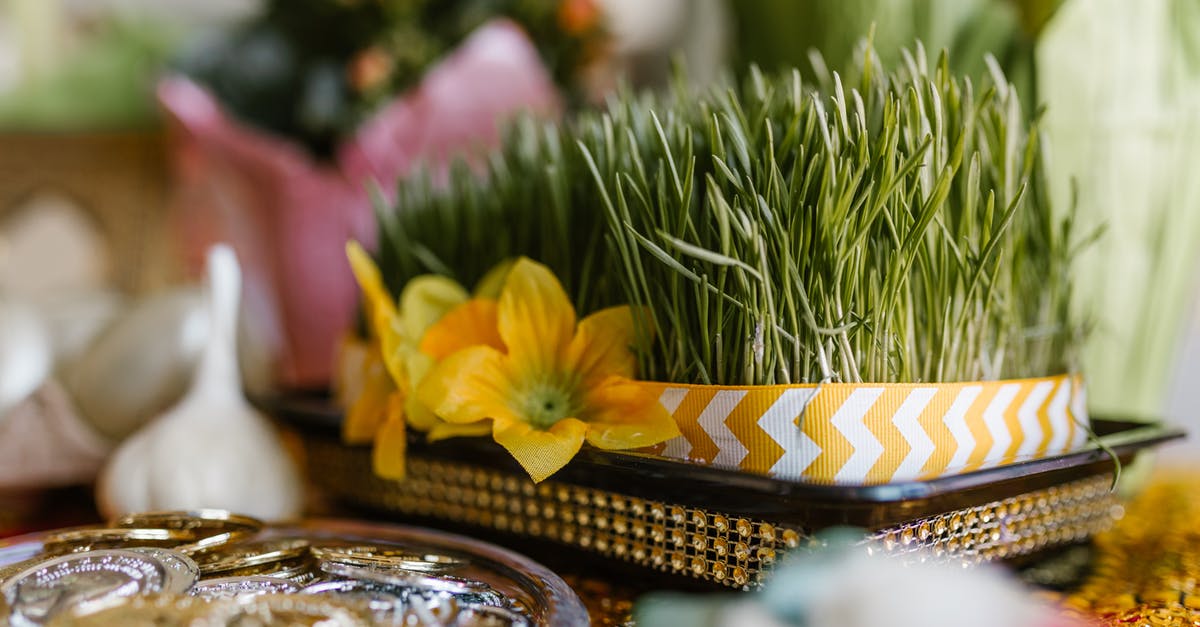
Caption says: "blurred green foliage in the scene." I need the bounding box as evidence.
[0,18,178,130]
[728,0,1061,108]
[179,0,603,156]
[1038,0,1200,421]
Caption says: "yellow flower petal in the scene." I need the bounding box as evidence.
[346,242,412,388]
[346,241,397,333]
[498,258,575,373]
[398,275,469,340]
[417,346,518,425]
[428,421,493,442]
[336,338,394,444]
[566,305,651,384]
[419,299,504,361]
[342,355,394,444]
[583,377,680,449]
[473,259,516,299]
[405,348,486,438]
[372,394,407,480]
[404,392,440,433]
[493,417,587,483]
[404,351,434,394]
[377,319,409,394]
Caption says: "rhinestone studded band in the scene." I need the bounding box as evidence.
[867,477,1118,562]
[306,438,1120,589]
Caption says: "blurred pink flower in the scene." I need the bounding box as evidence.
[159,19,560,389]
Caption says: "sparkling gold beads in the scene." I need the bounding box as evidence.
[307,437,1119,590]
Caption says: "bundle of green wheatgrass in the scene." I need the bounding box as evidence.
[372,41,1093,387]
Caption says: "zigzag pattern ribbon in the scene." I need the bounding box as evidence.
[638,374,1088,485]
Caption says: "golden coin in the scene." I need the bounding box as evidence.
[4,550,181,625]
[50,592,370,626]
[0,556,48,586]
[310,543,465,573]
[41,528,198,554]
[112,510,262,555]
[316,560,490,596]
[224,593,370,626]
[193,538,311,575]
[47,594,234,626]
[111,510,262,535]
[188,575,299,601]
[173,531,253,556]
[220,556,314,582]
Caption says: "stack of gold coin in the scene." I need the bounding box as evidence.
[112,510,262,555]
[192,537,313,580]
[0,510,529,626]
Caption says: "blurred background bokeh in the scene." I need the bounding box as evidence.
[2,0,1199,527]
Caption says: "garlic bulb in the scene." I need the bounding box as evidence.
[97,245,302,520]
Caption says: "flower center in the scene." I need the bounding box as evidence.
[521,382,578,430]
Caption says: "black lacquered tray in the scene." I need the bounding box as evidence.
[274,395,1183,589]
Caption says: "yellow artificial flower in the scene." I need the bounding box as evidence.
[343,243,521,477]
[335,335,392,445]
[417,257,680,483]
[415,298,504,441]
[345,242,470,479]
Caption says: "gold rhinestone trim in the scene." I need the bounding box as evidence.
[306,438,1118,589]
[868,475,1118,564]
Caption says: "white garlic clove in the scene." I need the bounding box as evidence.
[96,244,303,521]
[96,399,302,520]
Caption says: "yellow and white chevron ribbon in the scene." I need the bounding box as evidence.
[636,374,1088,485]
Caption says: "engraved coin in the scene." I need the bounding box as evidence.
[124,548,199,594]
[113,510,262,555]
[278,564,320,586]
[0,557,48,588]
[40,528,196,555]
[189,575,299,600]
[173,530,252,555]
[316,560,493,596]
[110,509,263,534]
[225,593,370,626]
[1,549,168,626]
[0,516,569,625]
[302,578,408,601]
[310,543,466,573]
[193,538,310,575]
[47,594,238,626]
[303,580,521,626]
[457,604,531,627]
[301,578,418,624]
[220,556,314,582]
[53,590,369,626]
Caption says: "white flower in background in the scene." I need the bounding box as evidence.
[762,550,1073,627]
[636,530,1082,627]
